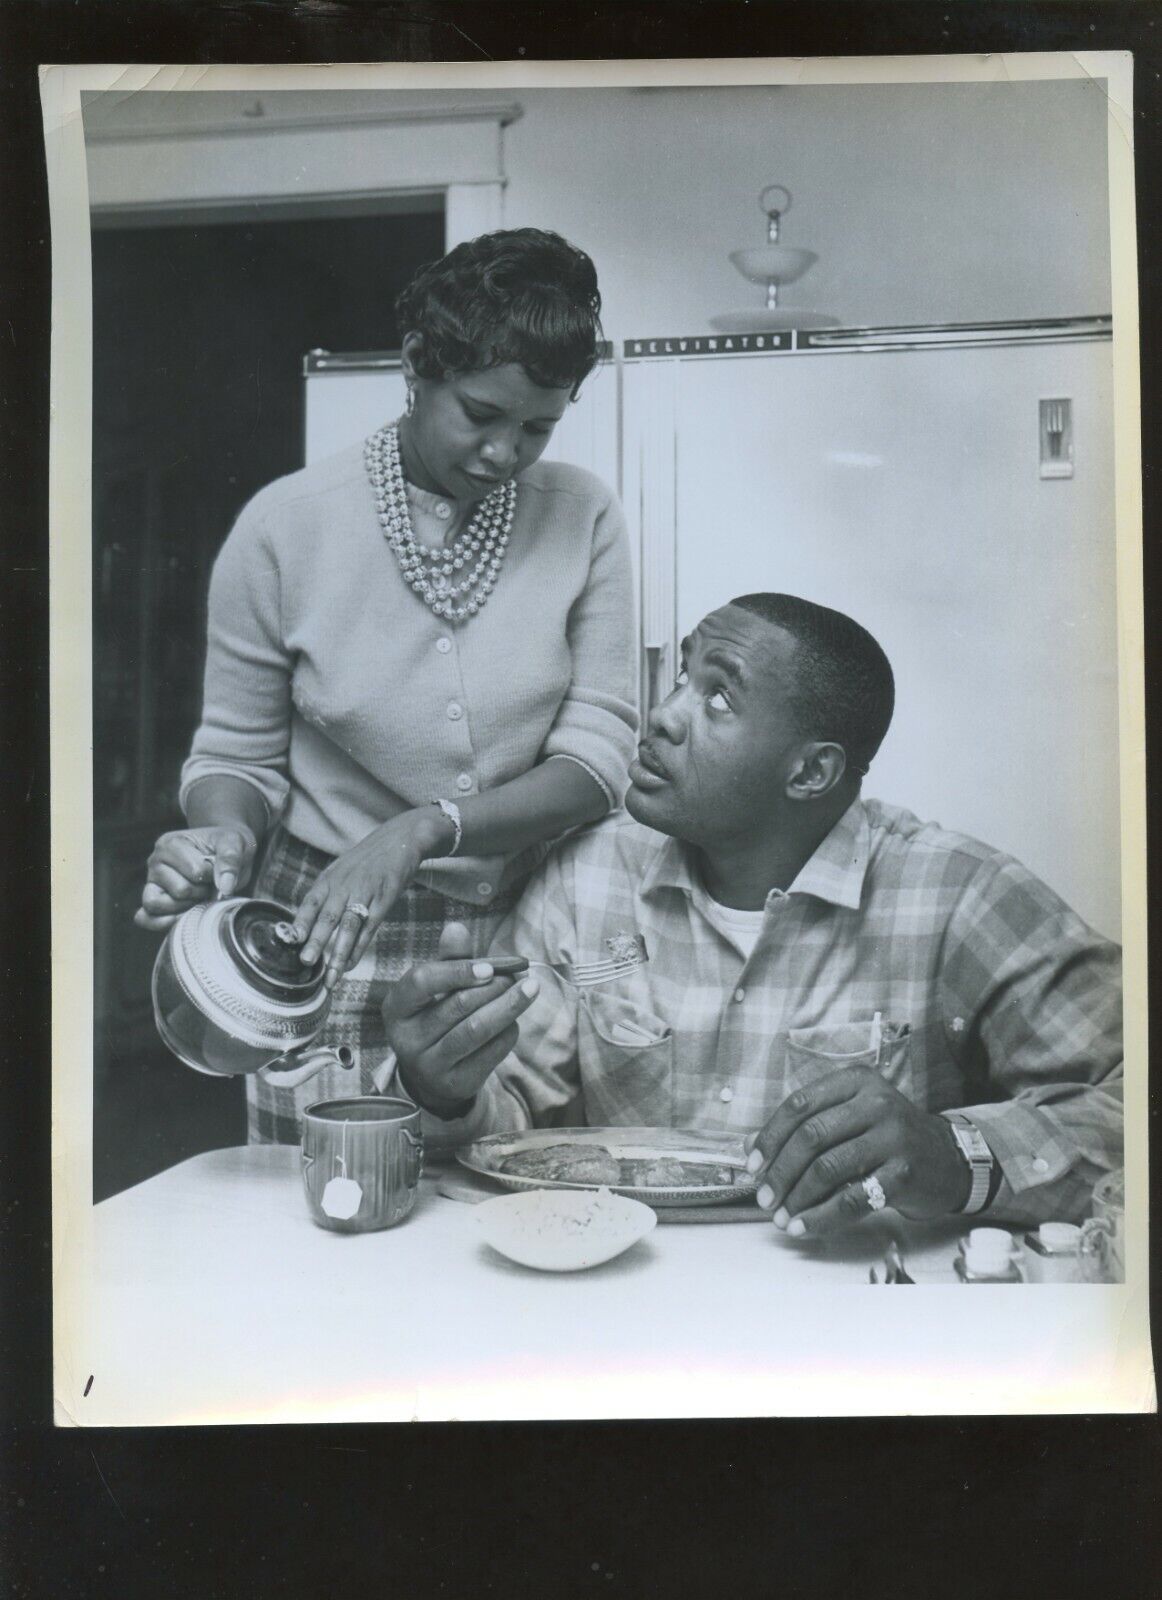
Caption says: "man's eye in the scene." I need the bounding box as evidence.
[707,689,731,712]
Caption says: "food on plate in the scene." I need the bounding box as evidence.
[498,1143,621,1185]
[496,1141,739,1190]
[627,1156,690,1187]
[621,1157,736,1188]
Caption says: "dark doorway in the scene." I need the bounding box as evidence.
[92,202,446,1201]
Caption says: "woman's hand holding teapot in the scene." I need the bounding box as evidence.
[135,823,260,931]
[291,807,455,988]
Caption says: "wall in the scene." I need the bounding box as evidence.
[498,81,1111,338]
[84,79,1112,337]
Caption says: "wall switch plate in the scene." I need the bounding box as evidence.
[1040,397,1074,478]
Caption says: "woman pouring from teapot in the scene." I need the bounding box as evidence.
[136,229,637,1143]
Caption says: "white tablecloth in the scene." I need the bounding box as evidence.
[58,1145,1052,1425]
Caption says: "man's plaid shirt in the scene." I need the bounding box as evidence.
[431,798,1122,1225]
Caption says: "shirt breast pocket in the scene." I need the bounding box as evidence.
[784,1020,912,1098]
[578,980,674,1126]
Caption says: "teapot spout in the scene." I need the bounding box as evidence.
[262,1044,355,1090]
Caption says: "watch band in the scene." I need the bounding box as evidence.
[942,1112,995,1215]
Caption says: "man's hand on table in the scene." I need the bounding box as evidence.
[381,922,539,1118]
[744,1066,971,1237]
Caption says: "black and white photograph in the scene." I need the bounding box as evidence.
[44,54,1151,1425]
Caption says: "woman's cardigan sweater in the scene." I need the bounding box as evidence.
[180,442,639,904]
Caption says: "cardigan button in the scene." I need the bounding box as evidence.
[436,636,453,654]
[477,882,493,898]
[446,702,463,721]
[455,773,473,792]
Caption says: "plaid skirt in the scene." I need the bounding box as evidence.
[246,827,523,1145]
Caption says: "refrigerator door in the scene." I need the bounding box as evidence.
[305,361,409,464]
[625,334,1118,938]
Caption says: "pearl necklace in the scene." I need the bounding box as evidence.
[364,423,516,621]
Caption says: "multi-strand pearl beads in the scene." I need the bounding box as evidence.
[364,423,516,621]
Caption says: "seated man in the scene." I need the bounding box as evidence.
[381,593,1122,1235]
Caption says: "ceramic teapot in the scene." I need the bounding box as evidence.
[152,898,355,1088]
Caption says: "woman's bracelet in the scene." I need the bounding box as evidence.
[431,798,463,858]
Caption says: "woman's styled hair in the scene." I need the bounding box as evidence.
[395,228,604,397]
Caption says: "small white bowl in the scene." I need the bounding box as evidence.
[475,1187,657,1272]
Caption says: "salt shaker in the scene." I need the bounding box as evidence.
[954,1226,1023,1282]
[1022,1222,1084,1284]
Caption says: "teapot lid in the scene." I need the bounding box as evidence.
[224,901,325,1001]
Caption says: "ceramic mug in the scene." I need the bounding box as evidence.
[301,1096,423,1234]
[1079,1168,1126,1284]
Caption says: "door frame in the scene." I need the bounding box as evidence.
[83,97,521,249]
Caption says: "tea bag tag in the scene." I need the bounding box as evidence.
[321,1176,362,1219]
[321,1121,362,1219]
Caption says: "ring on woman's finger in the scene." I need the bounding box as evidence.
[345,901,372,921]
[861,1174,888,1212]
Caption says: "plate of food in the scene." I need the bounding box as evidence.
[457,1126,758,1207]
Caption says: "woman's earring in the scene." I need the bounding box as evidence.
[405,385,416,418]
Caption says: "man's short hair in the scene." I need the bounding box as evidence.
[729,593,895,776]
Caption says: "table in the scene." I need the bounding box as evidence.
[59,1147,1116,1425]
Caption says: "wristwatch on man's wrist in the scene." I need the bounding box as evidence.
[941,1112,996,1214]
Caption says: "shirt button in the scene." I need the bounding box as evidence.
[436,637,452,654]
[719,1086,734,1104]
[477,882,493,897]
[1032,1157,1049,1174]
[435,501,452,520]
[733,988,746,1004]
[446,701,463,721]
[455,773,473,792]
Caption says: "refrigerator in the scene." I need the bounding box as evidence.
[303,317,1119,940]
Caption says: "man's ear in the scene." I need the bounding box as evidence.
[785,742,848,802]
